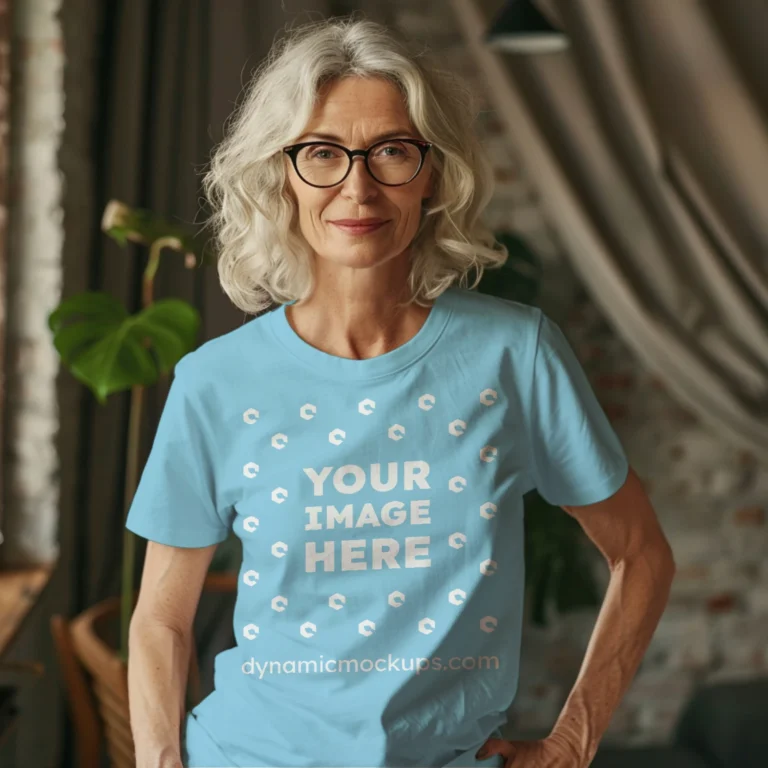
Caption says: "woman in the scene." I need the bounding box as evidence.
[126,15,675,768]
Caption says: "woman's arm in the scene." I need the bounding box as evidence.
[547,466,676,765]
[128,541,218,768]
[128,620,191,768]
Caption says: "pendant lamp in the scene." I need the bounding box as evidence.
[484,0,569,54]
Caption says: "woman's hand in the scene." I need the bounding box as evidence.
[476,733,584,767]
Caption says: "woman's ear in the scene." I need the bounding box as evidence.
[423,169,435,201]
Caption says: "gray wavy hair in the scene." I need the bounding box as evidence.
[201,14,508,316]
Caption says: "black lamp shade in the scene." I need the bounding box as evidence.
[484,0,569,54]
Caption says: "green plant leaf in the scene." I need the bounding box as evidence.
[102,199,214,267]
[49,291,128,335]
[131,301,200,369]
[48,292,200,403]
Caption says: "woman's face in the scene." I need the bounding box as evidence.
[284,76,434,272]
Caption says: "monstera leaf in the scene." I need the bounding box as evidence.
[48,291,200,403]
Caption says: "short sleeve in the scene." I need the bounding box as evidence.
[524,309,629,506]
[125,356,231,547]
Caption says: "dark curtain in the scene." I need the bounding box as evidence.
[80,0,333,611]
[50,1,390,766]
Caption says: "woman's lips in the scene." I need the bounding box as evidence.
[331,220,388,235]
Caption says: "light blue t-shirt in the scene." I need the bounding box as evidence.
[125,285,629,768]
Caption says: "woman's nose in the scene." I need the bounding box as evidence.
[340,156,378,201]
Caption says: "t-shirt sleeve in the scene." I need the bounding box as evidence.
[523,309,629,507]
[125,355,232,547]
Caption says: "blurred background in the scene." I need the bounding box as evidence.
[1,0,767,766]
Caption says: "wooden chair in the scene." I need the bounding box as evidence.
[51,572,237,768]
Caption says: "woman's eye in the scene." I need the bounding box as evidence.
[305,145,342,160]
[377,145,404,157]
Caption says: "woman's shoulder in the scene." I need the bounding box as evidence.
[446,285,542,335]
[172,309,277,390]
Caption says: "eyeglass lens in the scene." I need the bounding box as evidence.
[295,141,422,186]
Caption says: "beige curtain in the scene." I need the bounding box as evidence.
[451,0,768,454]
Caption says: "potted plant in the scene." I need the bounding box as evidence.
[48,201,238,767]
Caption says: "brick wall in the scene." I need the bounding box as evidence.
[2,0,63,568]
[3,3,65,766]
[391,0,768,746]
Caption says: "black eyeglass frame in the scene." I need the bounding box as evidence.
[282,138,433,188]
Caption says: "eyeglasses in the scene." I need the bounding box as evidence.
[283,138,432,188]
